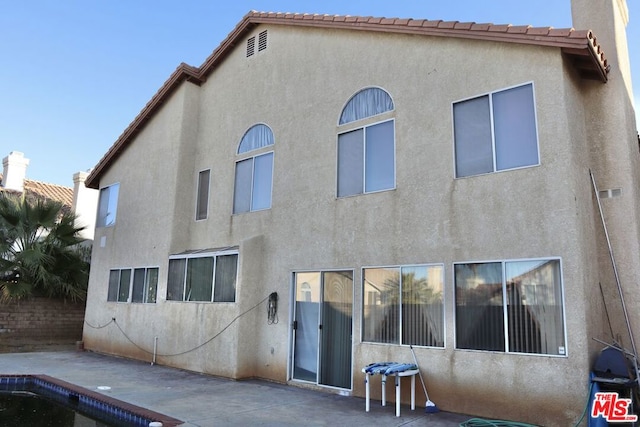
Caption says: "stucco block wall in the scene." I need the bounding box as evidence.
[0,298,85,342]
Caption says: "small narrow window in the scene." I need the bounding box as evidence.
[97,183,120,227]
[246,36,255,57]
[196,169,210,220]
[258,30,268,51]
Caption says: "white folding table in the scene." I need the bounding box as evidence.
[362,365,419,417]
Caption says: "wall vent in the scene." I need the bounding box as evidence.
[246,36,255,57]
[599,188,622,199]
[258,30,268,52]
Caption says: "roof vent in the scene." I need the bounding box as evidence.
[599,188,622,199]
[246,36,255,57]
[258,30,268,52]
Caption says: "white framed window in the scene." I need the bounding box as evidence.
[108,267,158,303]
[132,267,159,303]
[196,169,210,221]
[234,124,274,213]
[362,264,444,347]
[166,249,238,302]
[97,183,120,227]
[454,258,566,356]
[338,87,395,197]
[453,82,539,178]
[108,268,130,302]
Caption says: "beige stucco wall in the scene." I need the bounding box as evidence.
[83,19,638,426]
[572,0,640,360]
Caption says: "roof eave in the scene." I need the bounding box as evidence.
[85,63,203,189]
[86,11,609,189]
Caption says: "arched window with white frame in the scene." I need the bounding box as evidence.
[337,87,395,198]
[233,124,274,213]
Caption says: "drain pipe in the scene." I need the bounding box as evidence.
[151,336,158,366]
[590,170,639,365]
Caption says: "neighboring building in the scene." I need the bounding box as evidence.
[0,151,98,241]
[81,0,639,425]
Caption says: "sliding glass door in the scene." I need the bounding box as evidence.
[292,271,353,389]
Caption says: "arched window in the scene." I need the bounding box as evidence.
[237,124,274,154]
[337,88,395,197]
[233,124,274,213]
[339,87,394,125]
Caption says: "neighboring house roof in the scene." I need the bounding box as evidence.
[85,10,609,190]
[0,173,74,213]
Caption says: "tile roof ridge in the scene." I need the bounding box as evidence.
[24,177,73,190]
[246,10,580,35]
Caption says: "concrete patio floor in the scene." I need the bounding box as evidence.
[0,350,476,426]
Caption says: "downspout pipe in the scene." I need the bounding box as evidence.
[590,169,638,363]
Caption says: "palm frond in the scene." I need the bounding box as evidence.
[0,192,89,301]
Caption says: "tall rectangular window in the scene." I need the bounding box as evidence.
[454,259,565,355]
[233,152,273,213]
[97,183,120,227]
[167,250,238,303]
[453,83,539,178]
[338,120,395,197]
[107,270,120,302]
[167,259,186,301]
[117,269,131,302]
[132,267,159,303]
[107,268,132,302]
[362,264,444,347]
[196,169,210,221]
[186,257,214,302]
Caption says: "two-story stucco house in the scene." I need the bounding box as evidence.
[82,0,639,424]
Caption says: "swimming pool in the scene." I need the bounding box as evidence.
[0,375,182,426]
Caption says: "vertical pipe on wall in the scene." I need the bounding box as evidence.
[152,336,158,366]
[590,170,638,362]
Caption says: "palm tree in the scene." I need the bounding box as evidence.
[0,192,90,301]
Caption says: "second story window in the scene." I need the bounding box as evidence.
[196,169,210,221]
[233,124,274,213]
[453,82,539,178]
[337,87,395,198]
[97,183,119,227]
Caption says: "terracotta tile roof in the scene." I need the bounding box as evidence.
[85,10,609,189]
[23,179,74,208]
[0,173,74,211]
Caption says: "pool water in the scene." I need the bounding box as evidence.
[0,392,113,426]
[0,375,182,426]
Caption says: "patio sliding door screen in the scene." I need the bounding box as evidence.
[320,271,353,388]
[292,271,353,389]
[292,272,320,383]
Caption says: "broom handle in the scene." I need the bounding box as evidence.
[409,345,430,399]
